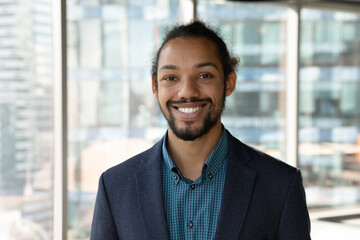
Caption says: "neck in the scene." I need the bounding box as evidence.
[166,122,223,181]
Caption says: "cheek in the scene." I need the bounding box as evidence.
[157,91,170,108]
[158,87,173,100]
[207,86,224,100]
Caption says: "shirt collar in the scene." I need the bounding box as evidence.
[162,126,228,183]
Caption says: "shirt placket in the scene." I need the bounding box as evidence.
[185,178,197,240]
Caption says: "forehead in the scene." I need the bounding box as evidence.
[158,37,222,69]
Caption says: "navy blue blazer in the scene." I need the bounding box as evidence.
[91,130,311,240]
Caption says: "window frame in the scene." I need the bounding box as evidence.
[53,0,68,239]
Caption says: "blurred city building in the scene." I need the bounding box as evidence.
[0,0,54,239]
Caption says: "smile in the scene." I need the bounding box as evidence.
[178,106,202,114]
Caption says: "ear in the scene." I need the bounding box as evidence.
[225,71,236,97]
[152,76,158,99]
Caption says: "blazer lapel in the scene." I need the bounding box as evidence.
[214,131,258,240]
[135,140,170,240]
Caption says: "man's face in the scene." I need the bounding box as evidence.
[152,37,235,141]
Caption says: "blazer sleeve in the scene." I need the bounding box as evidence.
[277,169,311,240]
[90,173,119,240]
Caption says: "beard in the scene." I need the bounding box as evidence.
[159,94,226,141]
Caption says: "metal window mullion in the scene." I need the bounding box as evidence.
[302,1,360,14]
[193,0,198,20]
[285,3,301,167]
[53,0,68,239]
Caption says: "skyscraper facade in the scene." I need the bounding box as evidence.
[0,0,54,239]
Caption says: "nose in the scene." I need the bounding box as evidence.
[177,77,200,100]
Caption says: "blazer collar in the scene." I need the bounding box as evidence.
[214,130,258,240]
[135,139,170,240]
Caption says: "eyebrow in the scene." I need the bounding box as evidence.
[159,62,219,71]
[194,62,219,70]
[159,64,179,70]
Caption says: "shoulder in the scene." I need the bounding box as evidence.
[227,130,298,180]
[226,130,305,206]
[225,130,311,238]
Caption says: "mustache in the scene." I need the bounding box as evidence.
[166,98,213,106]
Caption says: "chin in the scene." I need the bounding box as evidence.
[170,120,218,141]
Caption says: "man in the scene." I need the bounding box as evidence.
[91,21,311,240]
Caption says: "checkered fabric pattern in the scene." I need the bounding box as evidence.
[162,129,228,240]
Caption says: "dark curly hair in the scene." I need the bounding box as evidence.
[151,21,239,88]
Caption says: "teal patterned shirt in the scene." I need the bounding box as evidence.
[161,129,229,240]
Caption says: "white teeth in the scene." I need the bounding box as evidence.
[178,107,201,114]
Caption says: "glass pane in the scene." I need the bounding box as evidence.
[66,0,186,239]
[198,1,288,160]
[79,20,102,68]
[299,9,360,210]
[103,21,127,68]
[0,0,54,239]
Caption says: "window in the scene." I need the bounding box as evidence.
[299,8,360,210]
[0,0,54,238]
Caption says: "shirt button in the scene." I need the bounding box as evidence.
[208,174,213,179]
[174,175,178,180]
[188,221,194,228]
[190,184,195,190]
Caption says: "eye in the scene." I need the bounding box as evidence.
[163,75,176,81]
[199,73,212,79]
